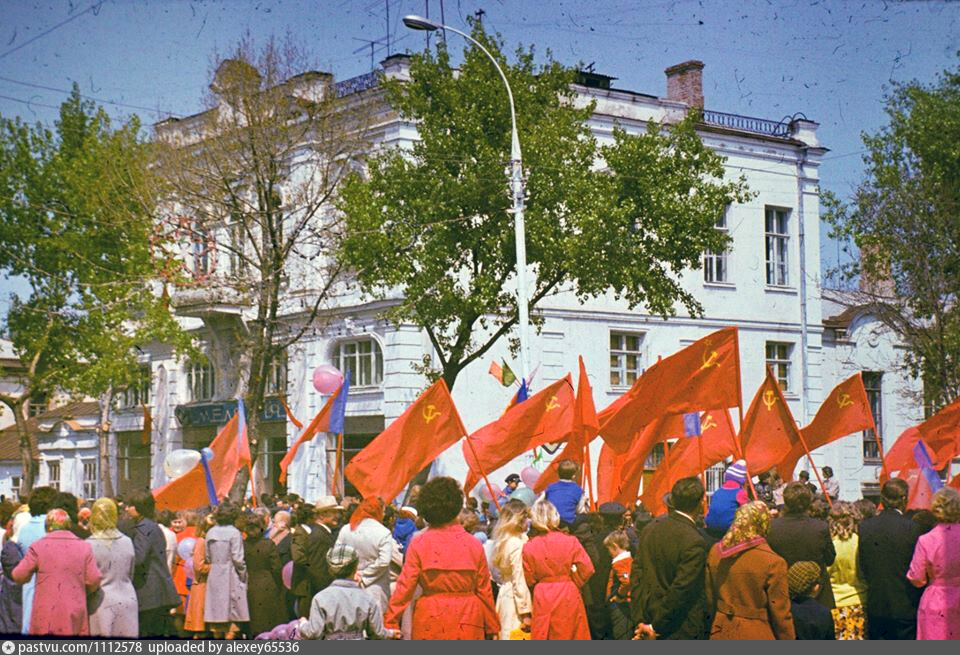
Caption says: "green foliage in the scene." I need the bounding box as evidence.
[338,24,750,388]
[825,62,960,407]
[0,85,191,403]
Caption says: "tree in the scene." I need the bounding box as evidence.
[825,62,960,409]
[154,33,371,496]
[0,87,189,496]
[337,23,752,390]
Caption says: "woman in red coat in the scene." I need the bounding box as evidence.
[386,477,499,640]
[522,499,595,640]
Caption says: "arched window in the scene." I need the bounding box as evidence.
[336,338,383,388]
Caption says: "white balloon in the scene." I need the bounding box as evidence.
[164,449,201,479]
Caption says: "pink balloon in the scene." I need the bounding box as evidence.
[312,365,343,394]
[478,483,502,502]
[520,466,540,488]
[282,560,294,590]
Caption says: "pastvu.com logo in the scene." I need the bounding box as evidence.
[2,640,15,654]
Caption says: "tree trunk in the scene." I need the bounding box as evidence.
[12,400,34,496]
[98,387,115,498]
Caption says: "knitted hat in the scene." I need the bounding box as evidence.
[724,460,748,485]
[787,560,821,598]
[326,543,359,573]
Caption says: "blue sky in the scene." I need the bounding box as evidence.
[2,0,959,310]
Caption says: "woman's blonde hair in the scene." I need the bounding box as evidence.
[931,487,960,524]
[492,500,529,575]
[828,501,858,541]
[530,499,560,534]
[721,501,771,549]
[90,498,119,535]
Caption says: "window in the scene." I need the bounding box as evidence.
[11,476,21,500]
[610,332,644,387]
[336,339,383,387]
[119,365,151,409]
[47,461,60,491]
[192,225,212,277]
[188,360,216,401]
[765,207,790,286]
[765,342,793,393]
[82,460,98,499]
[645,442,666,469]
[703,210,730,283]
[265,353,287,396]
[228,220,247,276]
[27,392,48,418]
[863,372,883,462]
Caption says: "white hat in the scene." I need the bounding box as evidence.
[400,506,418,518]
[314,495,344,512]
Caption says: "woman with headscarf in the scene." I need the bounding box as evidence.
[12,508,102,636]
[522,499,595,640]
[492,499,533,640]
[385,477,499,640]
[826,501,867,640]
[705,501,795,640]
[87,498,138,638]
[0,504,29,634]
[335,497,394,613]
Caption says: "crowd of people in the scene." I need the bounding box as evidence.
[0,457,958,640]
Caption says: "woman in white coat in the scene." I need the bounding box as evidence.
[335,498,394,613]
[491,499,533,640]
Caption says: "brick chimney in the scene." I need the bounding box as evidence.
[665,60,704,109]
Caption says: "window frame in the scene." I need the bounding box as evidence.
[187,360,216,402]
[118,365,152,410]
[862,371,883,463]
[764,206,791,287]
[265,352,288,397]
[765,341,794,394]
[82,459,98,499]
[609,331,645,389]
[703,209,731,284]
[47,460,60,491]
[335,338,384,389]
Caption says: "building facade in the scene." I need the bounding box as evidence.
[0,57,924,503]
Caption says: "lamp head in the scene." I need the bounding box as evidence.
[402,15,440,31]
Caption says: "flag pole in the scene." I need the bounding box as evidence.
[583,443,596,512]
[796,426,833,509]
[465,435,501,512]
[732,328,760,501]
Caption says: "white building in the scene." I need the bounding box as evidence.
[0,57,923,503]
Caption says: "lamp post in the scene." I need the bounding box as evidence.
[403,15,532,388]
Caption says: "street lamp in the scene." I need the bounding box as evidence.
[402,15,532,388]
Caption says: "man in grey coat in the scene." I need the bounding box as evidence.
[123,491,180,638]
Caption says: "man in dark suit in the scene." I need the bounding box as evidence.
[630,477,709,640]
[766,481,836,609]
[858,478,923,639]
[123,490,181,638]
[306,495,343,595]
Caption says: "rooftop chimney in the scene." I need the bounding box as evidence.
[665,60,704,109]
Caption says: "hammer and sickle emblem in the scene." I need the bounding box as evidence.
[700,414,718,432]
[546,395,560,411]
[762,390,778,411]
[836,393,853,409]
[701,349,720,371]
[422,404,441,424]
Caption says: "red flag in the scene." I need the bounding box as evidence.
[153,408,251,511]
[596,442,627,505]
[778,374,876,480]
[598,327,740,453]
[639,409,739,515]
[883,399,960,480]
[346,380,466,502]
[464,376,575,493]
[534,357,599,494]
[278,384,344,485]
[902,468,938,510]
[740,368,802,475]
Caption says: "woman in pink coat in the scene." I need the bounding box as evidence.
[12,508,101,636]
[522,499,595,640]
[386,477,499,640]
[907,487,960,640]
